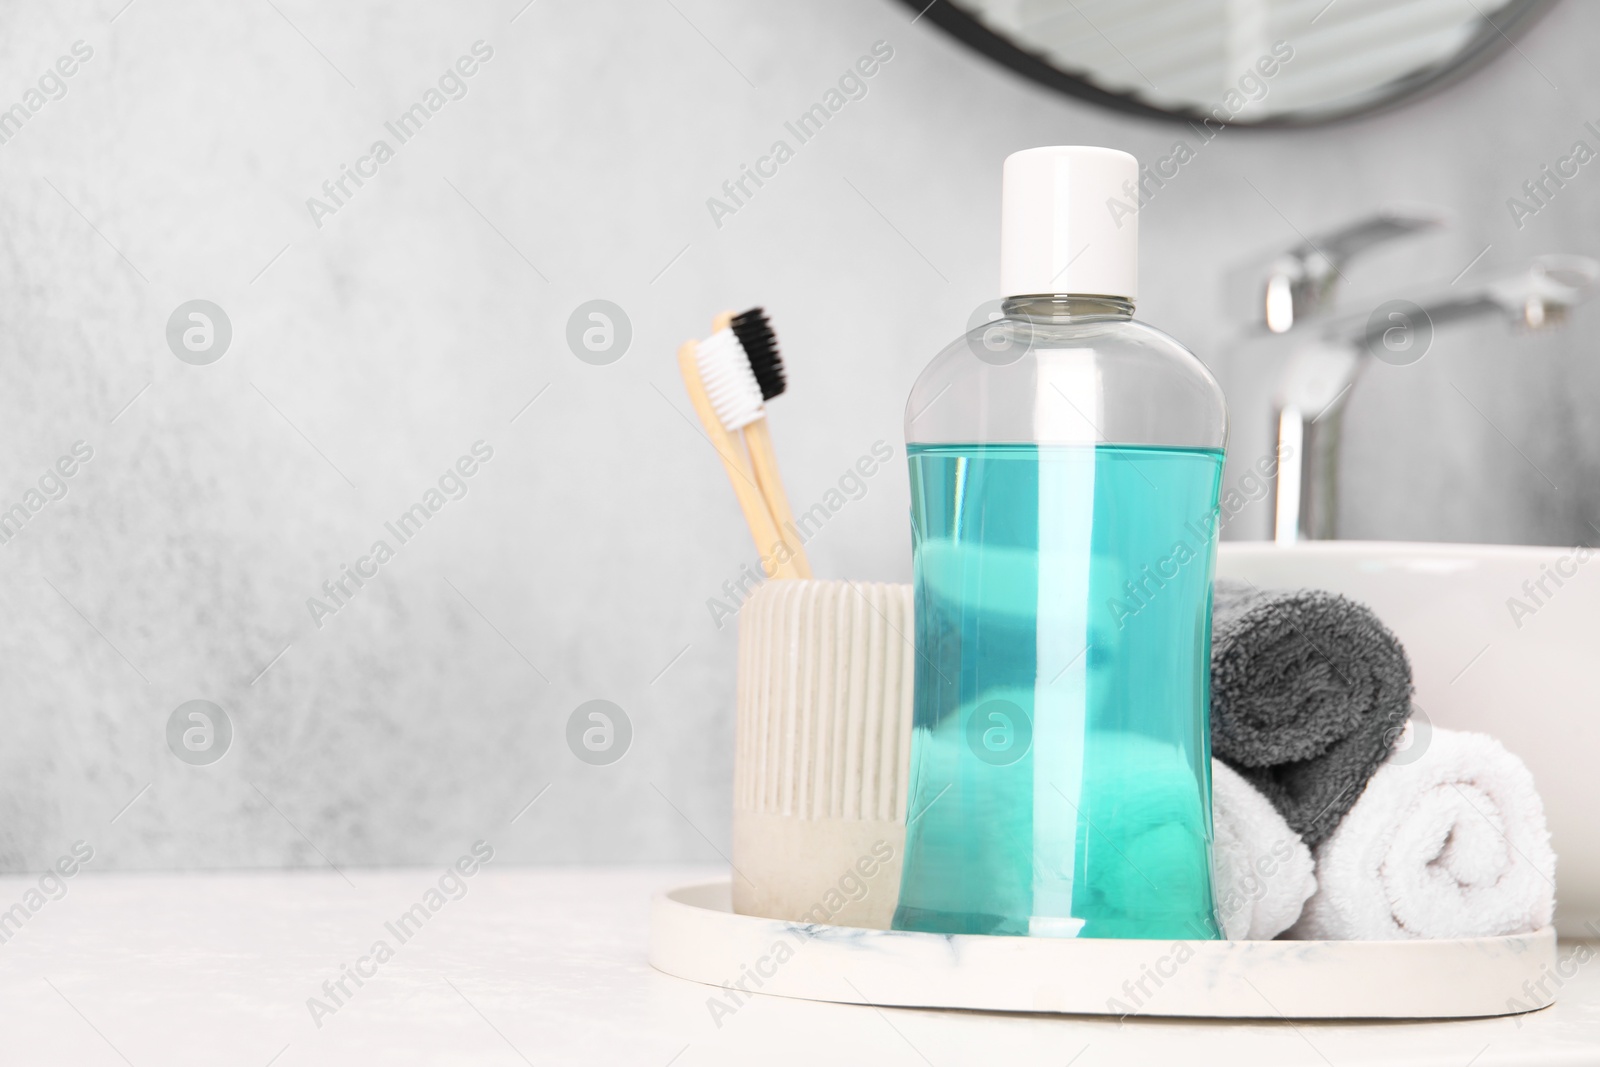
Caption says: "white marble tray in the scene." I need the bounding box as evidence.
[649,881,1559,1020]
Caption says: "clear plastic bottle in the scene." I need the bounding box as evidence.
[892,147,1228,939]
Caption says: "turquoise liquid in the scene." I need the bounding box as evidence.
[892,443,1225,939]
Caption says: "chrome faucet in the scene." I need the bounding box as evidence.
[1229,209,1600,542]
[1225,205,1449,334]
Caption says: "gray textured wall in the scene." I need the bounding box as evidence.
[1,0,1595,871]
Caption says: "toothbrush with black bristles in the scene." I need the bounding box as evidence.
[730,308,784,403]
[697,308,812,579]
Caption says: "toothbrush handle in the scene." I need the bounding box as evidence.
[676,341,787,578]
[743,419,812,579]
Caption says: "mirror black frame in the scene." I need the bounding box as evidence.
[899,0,1558,127]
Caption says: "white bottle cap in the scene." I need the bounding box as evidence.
[1000,146,1138,301]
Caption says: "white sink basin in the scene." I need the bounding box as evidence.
[1218,541,1597,936]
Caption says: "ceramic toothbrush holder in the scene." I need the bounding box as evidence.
[732,579,913,930]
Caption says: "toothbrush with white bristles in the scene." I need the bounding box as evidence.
[698,308,812,580]
[676,336,788,578]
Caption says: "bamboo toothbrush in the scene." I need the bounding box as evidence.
[698,309,812,579]
[725,308,811,580]
[677,338,788,577]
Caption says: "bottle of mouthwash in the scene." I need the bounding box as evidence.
[893,146,1227,940]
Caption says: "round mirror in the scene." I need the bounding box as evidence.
[904,0,1555,126]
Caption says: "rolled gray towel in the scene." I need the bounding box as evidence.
[1210,578,1413,849]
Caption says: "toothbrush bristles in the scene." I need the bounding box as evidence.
[695,329,765,431]
[731,307,785,402]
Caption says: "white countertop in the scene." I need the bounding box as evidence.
[2,866,1596,1065]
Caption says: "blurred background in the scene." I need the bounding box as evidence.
[1,0,1595,872]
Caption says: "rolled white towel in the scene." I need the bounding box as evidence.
[1211,759,1317,939]
[1289,727,1556,940]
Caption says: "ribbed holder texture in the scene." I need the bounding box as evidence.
[732,580,914,928]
